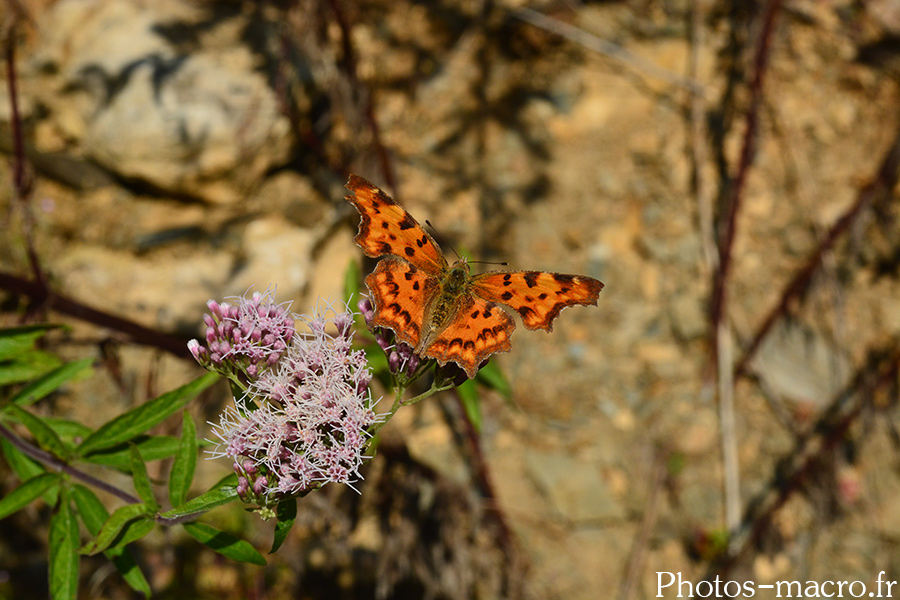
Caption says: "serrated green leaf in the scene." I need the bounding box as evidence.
[271,498,297,553]
[0,349,63,386]
[129,445,157,508]
[456,379,483,432]
[0,472,59,520]
[6,404,71,460]
[81,435,180,472]
[71,485,151,596]
[160,485,239,520]
[169,411,197,507]
[0,325,57,360]
[184,522,266,565]
[49,487,79,600]
[81,503,154,556]
[476,359,512,400]
[77,372,218,456]
[9,358,94,407]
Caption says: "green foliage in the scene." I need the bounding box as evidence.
[0,326,252,597]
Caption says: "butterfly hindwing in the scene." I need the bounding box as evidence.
[346,175,446,274]
[472,271,604,331]
[365,257,437,349]
[422,296,515,378]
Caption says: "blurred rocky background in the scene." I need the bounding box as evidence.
[2,0,900,598]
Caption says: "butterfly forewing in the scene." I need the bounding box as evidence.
[345,175,447,274]
[472,271,604,331]
[422,296,515,378]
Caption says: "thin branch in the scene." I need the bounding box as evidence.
[702,342,900,580]
[325,0,396,192]
[0,271,193,359]
[709,0,783,537]
[619,451,668,600]
[0,421,142,505]
[512,7,704,97]
[734,124,900,378]
[709,0,783,335]
[4,19,45,291]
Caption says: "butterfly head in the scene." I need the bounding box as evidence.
[446,256,471,292]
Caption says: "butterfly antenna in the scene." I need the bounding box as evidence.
[425,219,461,260]
[469,260,509,267]
[424,219,508,266]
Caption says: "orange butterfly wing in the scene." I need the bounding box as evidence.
[345,175,446,274]
[364,257,436,349]
[421,296,515,378]
[472,271,604,331]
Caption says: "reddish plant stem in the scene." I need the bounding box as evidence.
[703,342,900,580]
[735,126,900,377]
[0,271,193,359]
[325,0,396,192]
[4,27,45,291]
[709,0,782,338]
[0,421,142,505]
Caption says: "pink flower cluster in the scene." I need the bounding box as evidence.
[188,290,295,380]
[191,294,380,500]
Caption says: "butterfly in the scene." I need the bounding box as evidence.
[346,175,604,378]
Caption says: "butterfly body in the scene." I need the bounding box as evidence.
[347,175,604,378]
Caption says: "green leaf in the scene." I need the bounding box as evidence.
[0,349,62,387]
[343,259,362,306]
[0,472,59,520]
[0,437,57,506]
[456,379,483,432]
[107,517,156,551]
[70,485,108,534]
[77,372,218,456]
[0,436,43,480]
[49,487,79,600]
[44,418,93,445]
[71,485,151,596]
[6,404,71,460]
[9,358,94,407]
[271,498,297,553]
[160,485,239,520]
[129,445,157,508]
[476,359,512,400]
[169,411,197,507]
[81,435,180,472]
[184,522,266,565]
[71,485,155,555]
[0,325,57,360]
[81,503,154,556]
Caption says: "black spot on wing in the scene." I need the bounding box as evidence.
[404,247,415,257]
[524,272,539,288]
[413,281,420,290]
[501,291,513,301]
[518,306,535,320]
[379,241,393,254]
[553,274,576,285]
[399,213,416,230]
